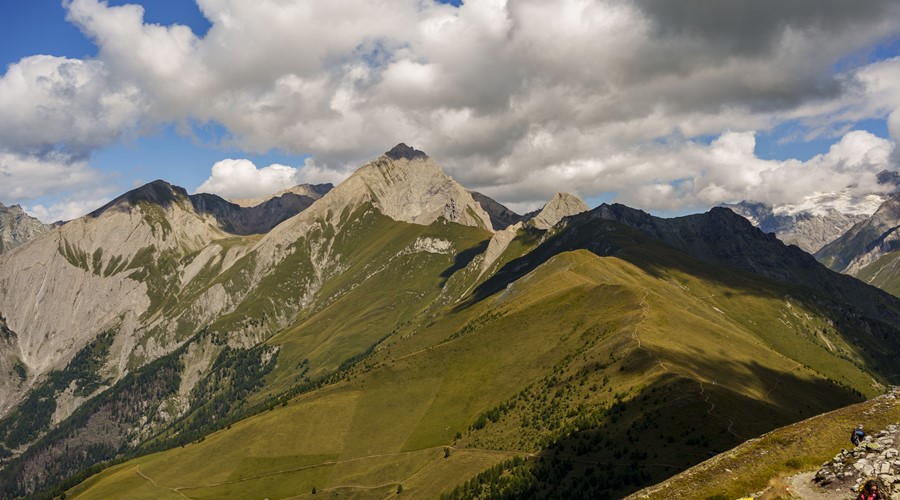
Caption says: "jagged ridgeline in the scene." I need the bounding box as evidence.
[0,144,899,498]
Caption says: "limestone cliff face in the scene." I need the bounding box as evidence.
[470,191,523,231]
[349,144,493,229]
[530,192,590,230]
[480,192,588,273]
[0,203,51,254]
[480,222,523,274]
[0,181,247,415]
[258,144,493,269]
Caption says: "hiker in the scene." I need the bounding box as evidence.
[852,424,866,446]
[858,479,884,500]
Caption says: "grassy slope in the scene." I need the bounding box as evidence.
[628,390,900,500]
[249,208,493,402]
[857,250,900,297]
[68,221,884,499]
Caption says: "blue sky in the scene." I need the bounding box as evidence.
[0,1,309,208]
[1,0,899,221]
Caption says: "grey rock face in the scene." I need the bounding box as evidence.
[0,180,245,415]
[479,192,588,273]
[385,142,428,161]
[262,145,493,253]
[0,203,51,254]
[470,191,524,231]
[191,191,316,235]
[530,192,590,230]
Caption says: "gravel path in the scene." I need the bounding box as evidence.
[788,471,853,500]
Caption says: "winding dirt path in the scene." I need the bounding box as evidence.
[135,467,190,499]
[698,380,741,439]
[765,362,803,404]
[639,286,741,439]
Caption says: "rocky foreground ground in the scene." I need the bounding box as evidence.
[800,391,900,499]
[806,423,900,498]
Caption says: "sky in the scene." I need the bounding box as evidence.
[1,0,900,222]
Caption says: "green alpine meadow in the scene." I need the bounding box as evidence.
[1,145,899,499]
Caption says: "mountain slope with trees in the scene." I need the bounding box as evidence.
[0,146,899,498]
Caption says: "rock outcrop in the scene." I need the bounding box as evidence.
[0,203,51,254]
[470,191,524,231]
[530,192,589,230]
[814,421,900,497]
[479,192,588,273]
[350,144,493,229]
[258,144,494,269]
[480,221,524,273]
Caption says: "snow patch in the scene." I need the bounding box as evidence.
[773,191,887,217]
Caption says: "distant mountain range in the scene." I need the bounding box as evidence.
[1,144,899,498]
[816,192,900,296]
[720,170,900,254]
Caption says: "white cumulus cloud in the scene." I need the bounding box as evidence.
[0,55,144,155]
[0,151,105,202]
[195,158,347,200]
[2,0,900,213]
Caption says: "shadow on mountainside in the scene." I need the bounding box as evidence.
[461,215,900,386]
[447,349,863,500]
[441,239,489,285]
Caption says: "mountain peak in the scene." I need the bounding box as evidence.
[385,143,428,161]
[89,180,189,218]
[263,145,494,245]
[531,192,590,229]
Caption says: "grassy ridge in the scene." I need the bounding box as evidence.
[68,237,881,498]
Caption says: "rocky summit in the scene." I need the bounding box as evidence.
[530,192,589,230]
